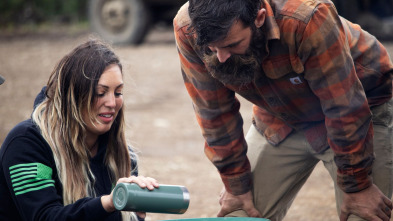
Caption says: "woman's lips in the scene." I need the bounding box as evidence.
[98,113,114,123]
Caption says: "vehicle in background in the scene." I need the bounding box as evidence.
[332,0,393,41]
[88,0,187,45]
[88,0,393,45]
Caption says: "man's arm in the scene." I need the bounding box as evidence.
[174,18,252,195]
[300,0,373,195]
[173,12,260,217]
[298,2,391,220]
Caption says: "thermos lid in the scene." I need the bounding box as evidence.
[113,183,129,210]
[165,218,270,221]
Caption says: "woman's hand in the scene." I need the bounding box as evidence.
[116,175,159,191]
[101,175,159,214]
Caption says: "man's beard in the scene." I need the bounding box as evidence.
[203,27,264,86]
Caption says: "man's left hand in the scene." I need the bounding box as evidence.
[217,188,261,217]
[340,184,392,221]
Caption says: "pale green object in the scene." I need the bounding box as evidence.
[165,218,270,221]
[113,183,190,214]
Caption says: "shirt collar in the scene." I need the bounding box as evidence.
[263,0,280,41]
[90,135,107,163]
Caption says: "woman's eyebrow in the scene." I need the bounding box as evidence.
[97,83,124,89]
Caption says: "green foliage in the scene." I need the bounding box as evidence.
[0,0,88,26]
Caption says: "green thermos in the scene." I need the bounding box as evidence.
[112,183,190,214]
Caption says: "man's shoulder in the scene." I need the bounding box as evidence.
[173,2,191,31]
[269,0,335,23]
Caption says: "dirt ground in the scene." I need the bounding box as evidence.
[0,26,392,221]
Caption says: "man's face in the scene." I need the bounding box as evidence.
[207,20,253,63]
[204,21,263,86]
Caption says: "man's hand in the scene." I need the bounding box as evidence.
[217,188,261,217]
[340,184,392,221]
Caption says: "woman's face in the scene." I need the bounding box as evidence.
[84,64,124,139]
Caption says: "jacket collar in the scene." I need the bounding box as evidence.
[263,0,281,41]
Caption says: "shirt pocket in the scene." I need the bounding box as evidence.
[262,54,304,79]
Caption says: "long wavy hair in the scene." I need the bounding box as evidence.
[31,39,133,206]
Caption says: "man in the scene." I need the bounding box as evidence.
[173,0,393,220]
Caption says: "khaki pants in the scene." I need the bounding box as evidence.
[228,98,393,221]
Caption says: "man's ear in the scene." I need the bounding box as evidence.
[255,8,266,28]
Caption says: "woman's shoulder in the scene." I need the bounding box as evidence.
[0,119,50,160]
[3,119,41,142]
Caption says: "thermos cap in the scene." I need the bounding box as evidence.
[113,184,130,209]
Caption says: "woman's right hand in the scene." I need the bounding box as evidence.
[116,175,159,191]
[101,176,159,213]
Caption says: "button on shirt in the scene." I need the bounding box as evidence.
[174,0,393,195]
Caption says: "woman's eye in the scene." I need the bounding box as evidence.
[115,92,123,97]
[97,93,105,97]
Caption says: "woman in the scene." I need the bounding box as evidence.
[0,39,158,220]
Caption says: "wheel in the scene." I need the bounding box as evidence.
[88,0,151,45]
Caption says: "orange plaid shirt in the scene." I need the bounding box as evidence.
[174,0,393,195]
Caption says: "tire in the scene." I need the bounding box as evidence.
[88,0,151,45]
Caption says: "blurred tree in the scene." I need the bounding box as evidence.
[0,0,87,27]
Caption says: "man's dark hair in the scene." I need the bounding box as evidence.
[188,0,262,46]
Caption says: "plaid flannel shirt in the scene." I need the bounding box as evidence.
[174,0,393,195]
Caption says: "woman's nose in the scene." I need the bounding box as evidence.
[105,94,116,108]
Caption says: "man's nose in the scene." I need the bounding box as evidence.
[210,46,231,63]
[216,49,231,63]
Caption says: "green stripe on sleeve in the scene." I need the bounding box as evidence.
[9,167,35,175]
[9,163,39,170]
[14,179,55,191]
[11,174,36,184]
[10,170,36,179]
[15,183,55,196]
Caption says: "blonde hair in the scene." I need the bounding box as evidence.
[31,39,133,208]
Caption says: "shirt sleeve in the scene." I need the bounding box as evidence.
[174,20,252,195]
[298,3,374,193]
[1,134,115,220]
